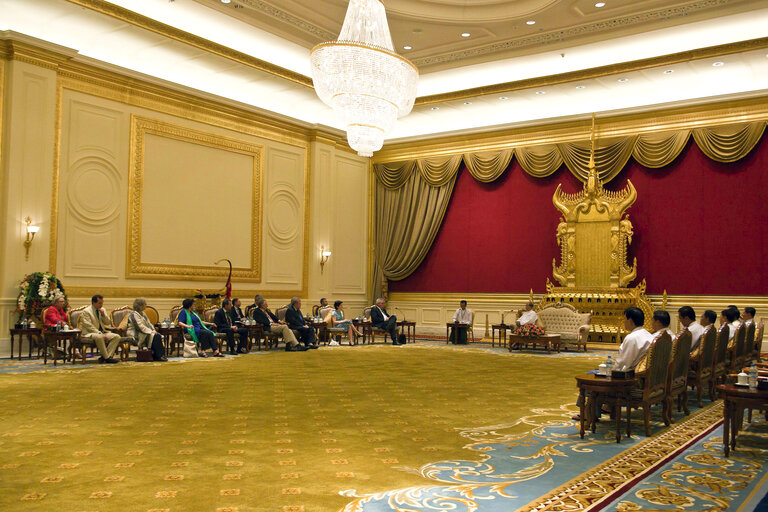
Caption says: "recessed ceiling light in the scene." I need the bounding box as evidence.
[463,101,472,105]
[461,33,471,38]
[403,45,412,50]
[663,69,674,74]
[575,85,586,89]
[712,61,724,67]
[499,96,509,100]
[526,20,536,25]
[617,78,629,82]
[221,0,231,3]
[595,2,606,7]
[535,91,546,95]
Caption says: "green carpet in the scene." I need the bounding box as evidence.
[0,344,600,511]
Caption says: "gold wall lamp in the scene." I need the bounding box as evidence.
[23,217,40,261]
[320,245,332,273]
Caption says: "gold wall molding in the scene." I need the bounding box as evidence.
[374,95,768,162]
[62,285,305,300]
[416,37,768,106]
[62,0,312,89]
[127,115,263,282]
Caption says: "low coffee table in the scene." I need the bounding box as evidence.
[508,333,561,353]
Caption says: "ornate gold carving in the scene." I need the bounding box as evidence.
[61,0,312,88]
[127,115,263,282]
[49,77,64,273]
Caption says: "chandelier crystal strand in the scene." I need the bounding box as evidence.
[310,0,419,157]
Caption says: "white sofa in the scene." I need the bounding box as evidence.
[535,303,591,352]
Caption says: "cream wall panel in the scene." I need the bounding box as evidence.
[263,145,305,287]
[58,97,125,280]
[140,133,253,268]
[330,155,367,293]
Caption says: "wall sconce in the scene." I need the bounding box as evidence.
[24,217,40,261]
[320,245,332,273]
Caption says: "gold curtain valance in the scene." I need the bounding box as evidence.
[374,121,768,188]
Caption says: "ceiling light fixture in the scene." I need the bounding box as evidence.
[663,69,674,74]
[221,0,231,3]
[463,101,472,105]
[526,20,536,25]
[461,33,471,38]
[712,61,724,67]
[310,0,418,157]
[575,85,586,89]
[617,78,629,82]
[535,91,546,95]
[499,96,509,100]
[595,2,606,7]
[403,45,412,50]
[431,106,440,111]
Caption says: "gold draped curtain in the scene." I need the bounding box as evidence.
[371,121,767,297]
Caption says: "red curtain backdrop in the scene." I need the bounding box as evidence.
[389,135,768,295]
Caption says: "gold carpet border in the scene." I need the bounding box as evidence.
[521,403,722,512]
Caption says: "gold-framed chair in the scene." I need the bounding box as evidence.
[362,306,391,344]
[204,306,234,353]
[711,325,731,395]
[754,322,764,363]
[276,305,302,343]
[110,306,134,361]
[69,305,91,364]
[323,306,353,345]
[629,331,673,437]
[729,324,747,374]
[144,305,160,326]
[744,321,757,365]
[687,325,716,407]
[666,329,692,423]
[170,305,182,324]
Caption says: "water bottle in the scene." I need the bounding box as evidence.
[22,317,28,328]
[606,355,614,378]
[56,320,62,332]
[748,363,758,389]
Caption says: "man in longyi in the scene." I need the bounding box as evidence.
[77,294,129,364]
[449,300,472,344]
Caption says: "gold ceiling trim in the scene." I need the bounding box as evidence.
[415,37,768,106]
[373,95,768,162]
[62,0,313,88]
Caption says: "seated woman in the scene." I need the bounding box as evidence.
[44,296,81,359]
[176,298,223,357]
[127,298,167,362]
[331,300,361,345]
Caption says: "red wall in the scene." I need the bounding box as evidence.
[390,135,768,295]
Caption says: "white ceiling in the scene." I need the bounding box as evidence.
[2,0,767,146]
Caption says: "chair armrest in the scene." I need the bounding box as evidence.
[578,324,590,343]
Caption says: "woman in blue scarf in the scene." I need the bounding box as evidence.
[177,298,224,357]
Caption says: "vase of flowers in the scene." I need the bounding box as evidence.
[16,272,67,323]
[515,323,545,338]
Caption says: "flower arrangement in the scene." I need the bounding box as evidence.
[515,323,545,338]
[16,272,67,320]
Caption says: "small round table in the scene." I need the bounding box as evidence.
[575,373,636,443]
[155,325,183,357]
[243,323,265,350]
[717,383,768,456]
[491,324,508,348]
[397,320,416,343]
[9,327,42,360]
[43,330,81,366]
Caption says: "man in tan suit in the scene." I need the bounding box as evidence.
[77,294,125,363]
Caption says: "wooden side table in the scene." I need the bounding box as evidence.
[575,374,636,443]
[491,324,508,348]
[397,321,416,343]
[446,322,469,344]
[309,321,328,345]
[244,324,266,350]
[9,327,42,360]
[717,383,768,456]
[44,330,81,366]
[355,320,371,344]
[156,325,183,357]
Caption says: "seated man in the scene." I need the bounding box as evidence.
[230,298,247,325]
[690,309,717,361]
[244,294,263,319]
[77,294,131,364]
[728,305,742,329]
[721,308,739,346]
[678,306,704,353]
[573,307,652,421]
[371,297,402,345]
[515,302,538,330]
[449,300,472,345]
[214,299,248,354]
[743,307,756,328]
[312,297,328,317]
[253,298,306,352]
[635,310,673,377]
[285,297,317,348]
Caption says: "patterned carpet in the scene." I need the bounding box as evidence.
[0,343,766,512]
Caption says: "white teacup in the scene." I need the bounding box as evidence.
[737,372,749,386]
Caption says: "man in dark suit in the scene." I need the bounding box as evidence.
[371,297,403,345]
[245,294,263,319]
[253,298,305,351]
[231,298,246,325]
[214,299,248,354]
[285,297,317,348]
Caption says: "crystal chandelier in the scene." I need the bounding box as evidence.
[310,0,419,157]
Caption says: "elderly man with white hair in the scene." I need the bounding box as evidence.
[370,297,403,345]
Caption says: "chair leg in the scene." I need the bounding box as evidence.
[643,404,652,437]
[696,381,703,407]
[682,388,690,415]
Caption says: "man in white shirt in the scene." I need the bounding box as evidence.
[728,305,742,329]
[573,307,652,421]
[516,302,538,328]
[678,306,705,353]
[450,300,472,344]
[743,307,756,328]
[691,310,717,361]
[635,310,674,376]
[721,308,738,341]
